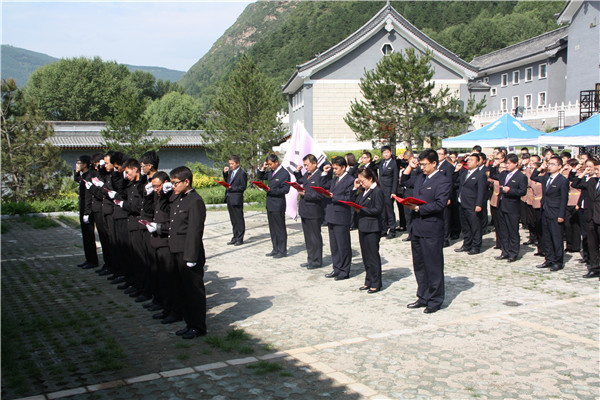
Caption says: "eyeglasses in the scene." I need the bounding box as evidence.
[171,180,183,186]
[152,184,162,189]
[547,163,559,167]
[419,162,431,167]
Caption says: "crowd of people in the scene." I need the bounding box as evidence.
[74,145,600,334]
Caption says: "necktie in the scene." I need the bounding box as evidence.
[596,181,600,194]
[547,176,553,189]
[228,171,235,184]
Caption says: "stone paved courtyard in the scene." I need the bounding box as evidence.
[1,210,598,400]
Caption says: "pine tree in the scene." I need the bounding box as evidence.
[202,55,284,177]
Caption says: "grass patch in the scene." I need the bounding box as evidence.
[1,222,10,233]
[92,338,125,372]
[176,353,190,361]
[17,215,60,229]
[175,342,195,349]
[57,215,80,228]
[204,328,254,353]
[246,361,284,375]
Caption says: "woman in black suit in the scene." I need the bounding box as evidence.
[354,167,385,293]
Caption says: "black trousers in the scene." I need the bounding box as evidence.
[359,231,381,289]
[267,210,287,255]
[155,246,183,317]
[328,223,352,278]
[564,206,581,252]
[579,209,589,262]
[450,198,461,238]
[129,229,150,294]
[587,221,600,271]
[396,201,407,229]
[443,206,451,243]
[498,209,520,259]
[533,208,544,254]
[227,203,245,243]
[542,213,565,266]
[479,201,489,232]
[411,235,444,309]
[173,252,206,333]
[525,204,538,243]
[80,213,98,266]
[112,218,130,277]
[301,217,322,266]
[103,214,116,273]
[490,206,501,247]
[382,194,396,234]
[460,206,482,251]
[94,210,111,269]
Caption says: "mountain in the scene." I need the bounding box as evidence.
[180,1,565,110]
[1,45,185,87]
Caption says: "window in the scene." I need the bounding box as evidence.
[501,98,508,112]
[525,67,533,82]
[490,87,497,96]
[291,90,304,111]
[525,94,532,109]
[483,77,489,83]
[512,70,520,85]
[512,96,519,110]
[538,92,547,107]
[501,74,508,87]
[539,64,547,79]
[381,43,393,55]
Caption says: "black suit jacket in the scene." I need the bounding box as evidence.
[400,170,451,238]
[77,169,94,215]
[257,167,291,212]
[531,170,569,220]
[150,189,171,248]
[123,179,145,231]
[323,173,355,225]
[377,158,398,195]
[356,185,384,233]
[571,176,600,224]
[168,189,206,264]
[293,169,329,219]
[456,168,487,210]
[223,168,248,206]
[490,169,527,214]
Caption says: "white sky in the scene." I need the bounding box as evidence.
[1,1,254,72]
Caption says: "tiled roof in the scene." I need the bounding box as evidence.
[470,26,569,71]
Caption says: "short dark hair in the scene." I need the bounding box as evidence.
[520,147,529,152]
[449,150,458,157]
[362,151,372,159]
[472,145,482,153]
[495,152,505,161]
[110,151,126,166]
[469,153,481,162]
[437,147,447,155]
[567,159,578,168]
[91,153,104,164]
[229,155,241,164]
[266,154,279,163]
[592,159,600,166]
[78,155,91,168]
[331,156,347,167]
[418,149,438,166]
[152,171,170,183]
[170,166,193,185]
[140,151,160,170]
[381,145,391,153]
[521,153,530,160]
[123,158,140,170]
[303,154,318,164]
[480,152,487,161]
[345,153,356,167]
[549,155,563,166]
[506,153,519,164]
[531,155,541,162]
[544,148,554,156]
[560,151,571,159]
[358,165,379,185]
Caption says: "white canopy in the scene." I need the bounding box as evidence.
[537,114,600,146]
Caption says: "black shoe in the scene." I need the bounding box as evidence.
[334,275,349,281]
[495,255,508,260]
[493,245,501,250]
[95,266,106,273]
[468,249,480,255]
[398,227,407,232]
[367,288,380,293]
[265,251,277,257]
[454,247,469,253]
[507,257,517,263]
[578,259,590,264]
[153,311,168,320]
[307,264,322,270]
[522,240,535,245]
[234,241,243,246]
[110,276,126,284]
[143,301,155,309]
[77,261,88,268]
[124,287,137,295]
[135,294,151,303]
[402,237,411,242]
[443,241,450,248]
[536,263,551,269]
[359,285,370,291]
[533,252,545,257]
[117,283,130,290]
[129,290,142,298]
[182,328,206,339]
[227,240,236,245]
[423,306,440,314]
[407,301,426,309]
[82,263,98,270]
[386,232,396,239]
[325,271,337,278]
[161,315,182,324]
[549,264,564,271]
[583,271,600,278]
[176,326,191,336]
[147,304,162,311]
[300,263,310,268]
[273,253,287,259]
[98,269,111,276]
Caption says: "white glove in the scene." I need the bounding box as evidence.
[147,222,158,233]
[145,182,153,195]
[85,181,92,190]
[186,262,196,268]
[83,215,90,224]
[113,200,123,207]
[108,190,117,199]
[99,159,105,166]
[162,182,173,193]
[141,169,146,176]
[92,177,104,187]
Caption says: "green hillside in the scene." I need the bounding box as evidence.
[1,45,185,87]
[180,1,565,110]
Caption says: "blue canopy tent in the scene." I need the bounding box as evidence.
[537,114,600,146]
[442,114,543,149]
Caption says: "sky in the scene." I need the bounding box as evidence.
[1,1,254,72]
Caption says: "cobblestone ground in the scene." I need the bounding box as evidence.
[1,210,598,400]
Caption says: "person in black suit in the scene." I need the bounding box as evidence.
[90,151,116,277]
[322,157,355,280]
[168,166,207,339]
[75,155,99,269]
[257,154,291,258]
[531,156,570,271]
[436,148,454,247]
[572,159,600,278]
[359,151,379,178]
[294,154,328,269]
[378,146,398,239]
[354,167,384,293]
[454,153,487,255]
[490,153,528,262]
[223,155,248,246]
[401,149,451,314]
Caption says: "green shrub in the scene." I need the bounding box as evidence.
[1,198,78,215]
[196,186,266,205]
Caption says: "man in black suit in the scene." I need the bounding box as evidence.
[257,154,291,258]
[401,149,451,314]
[490,153,528,262]
[454,153,487,255]
[572,159,600,278]
[437,148,454,247]
[75,155,99,269]
[294,154,328,269]
[223,155,248,246]
[359,151,379,177]
[322,156,355,280]
[378,146,399,239]
[168,166,207,339]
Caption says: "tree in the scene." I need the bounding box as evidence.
[101,88,169,159]
[1,78,70,201]
[202,55,284,177]
[145,92,204,130]
[344,48,442,152]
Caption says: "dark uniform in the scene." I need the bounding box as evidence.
[356,184,384,290]
[455,168,487,253]
[223,167,248,245]
[378,158,398,237]
[572,176,600,276]
[257,166,291,256]
[75,169,98,267]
